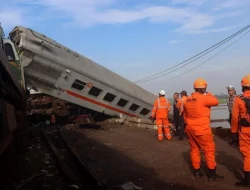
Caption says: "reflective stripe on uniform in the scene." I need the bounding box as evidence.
[165,134,171,136]
[158,134,163,136]
[157,98,168,108]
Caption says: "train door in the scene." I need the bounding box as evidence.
[3,39,25,88]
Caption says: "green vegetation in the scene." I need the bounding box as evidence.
[218,99,227,104]
[215,93,228,104]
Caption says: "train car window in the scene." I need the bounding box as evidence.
[117,98,128,107]
[71,79,86,91]
[88,86,103,97]
[103,93,116,102]
[140,108,150,115]
[129,103,140,111]
[4,43,15,62]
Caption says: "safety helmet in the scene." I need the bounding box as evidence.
[226,85,235,90]
[194,78,207,89]
[159,90,165,96]
[241,74,250,87]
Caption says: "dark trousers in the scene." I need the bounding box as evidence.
[178,115,185,139]
[228,112,232,125]
[174,114,179,136]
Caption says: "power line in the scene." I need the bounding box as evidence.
[135,24,250,83]
[134,24,250,83]
[165,29,250,81]
[135,25,250,83]
[135,30,245,84]
[135,32,245,83]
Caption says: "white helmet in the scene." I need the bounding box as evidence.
[226,85,235,90]
[159,90,165,96]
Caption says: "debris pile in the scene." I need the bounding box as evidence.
[75,115,95,125]
[63,124,79,130]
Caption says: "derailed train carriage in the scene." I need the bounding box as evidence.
[9,26,157,119]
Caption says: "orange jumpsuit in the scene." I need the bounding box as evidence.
[183,92,219,169]
[151,97,171,141]
[231,90,250,171]
[176,96,188,139]
[176,96,188,115]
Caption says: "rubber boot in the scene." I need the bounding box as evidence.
[207,168,224,181]
[235,171,250,187]
[193,169,204,179]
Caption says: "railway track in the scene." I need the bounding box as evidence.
[43,125,109,190]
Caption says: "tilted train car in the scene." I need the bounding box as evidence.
[9,26,157,119]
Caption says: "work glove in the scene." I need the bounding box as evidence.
[228,133,239,146]
[149,116,155,123]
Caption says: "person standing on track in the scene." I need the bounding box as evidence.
[150,90,171,141]
[231,74,250,187]
[226,85,237,125]
[183,78,224,181]
[173,92,180,136]
[176,90,188,140]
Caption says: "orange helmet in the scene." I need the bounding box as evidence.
[194,78,207,89]
[241,74,250,87]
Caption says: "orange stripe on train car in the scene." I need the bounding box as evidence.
[66,90,139,118]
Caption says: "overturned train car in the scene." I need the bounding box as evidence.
[9,26,156,118]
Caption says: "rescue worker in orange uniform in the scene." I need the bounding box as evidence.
[183,78,224,181]
[151,90,171,141]
[173,92,180,136]
[226,85,237,125]
[231,74,250,187]
[176,90,188,140]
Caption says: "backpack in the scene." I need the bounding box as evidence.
[238,95,250,126]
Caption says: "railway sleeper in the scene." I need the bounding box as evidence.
[43,125,109,190]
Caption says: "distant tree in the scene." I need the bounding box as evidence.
[215,93,228,99]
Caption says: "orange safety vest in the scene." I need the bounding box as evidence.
[151,97,170,119]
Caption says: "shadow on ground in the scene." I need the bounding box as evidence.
[79,124,102,130]
[63,129,199,190]
[216,150,243,181]
[182,148,243,181]
[182,150,208,176]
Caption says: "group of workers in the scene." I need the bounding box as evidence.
[150,74,250,187]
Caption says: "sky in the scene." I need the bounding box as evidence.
[1,0,250,98]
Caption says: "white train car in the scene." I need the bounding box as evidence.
[8,26,157,118]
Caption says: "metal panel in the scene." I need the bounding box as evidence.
[25,73,56,90]
[27,62,61,80]
[28,61,47,73]
[43,67,61,79]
